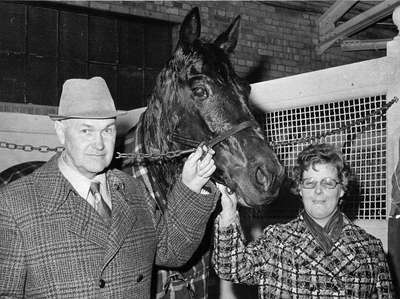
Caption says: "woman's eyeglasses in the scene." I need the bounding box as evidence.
[301,177,341,189]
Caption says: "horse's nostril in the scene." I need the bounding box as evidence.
[255,167,269,190]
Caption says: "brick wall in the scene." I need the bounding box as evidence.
[63,0,386,82]
[2,0,387,114]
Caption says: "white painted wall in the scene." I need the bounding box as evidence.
[0,107,146,173]
[247,25,400,251]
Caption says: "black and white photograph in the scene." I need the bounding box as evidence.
[0,1,399,298]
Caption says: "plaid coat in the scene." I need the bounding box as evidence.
[122,118,213,299]
[213,212,393,298]
[0,154,218,298]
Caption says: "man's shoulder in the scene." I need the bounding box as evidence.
[0,171,39,215]
[0,158,60,203]
[109,168,147,193]
[0,169,37,195]
[110,168,140,183]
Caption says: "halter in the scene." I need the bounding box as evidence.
[115,120,257,161]
[171,120,255,149]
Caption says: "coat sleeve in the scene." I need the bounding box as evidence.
[0,192,26,298]
[373,239,394,298]
[212,213,280,285]
[153,180,219,267]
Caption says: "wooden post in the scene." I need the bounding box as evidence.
[386,5,400,296]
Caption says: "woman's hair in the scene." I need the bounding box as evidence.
[293,143,350,190]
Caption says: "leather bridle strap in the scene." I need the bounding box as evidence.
[171,120,255,149]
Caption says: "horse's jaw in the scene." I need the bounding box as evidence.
[213,133,285,207]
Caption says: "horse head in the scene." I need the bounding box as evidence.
[142,7,284,207]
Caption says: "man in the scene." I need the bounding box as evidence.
[0,77,219,298]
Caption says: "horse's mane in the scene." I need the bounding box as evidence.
[141,48,200,191]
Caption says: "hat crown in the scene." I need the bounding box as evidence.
[50,77,118,120]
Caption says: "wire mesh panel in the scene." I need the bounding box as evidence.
[265,95,387,220]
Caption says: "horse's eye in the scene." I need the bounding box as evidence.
[192,87,208,100]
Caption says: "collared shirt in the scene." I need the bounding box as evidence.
[58,155,112,210]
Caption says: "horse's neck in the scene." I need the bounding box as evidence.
[142,110,183,196]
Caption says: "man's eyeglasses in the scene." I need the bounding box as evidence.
[300,177,341,189]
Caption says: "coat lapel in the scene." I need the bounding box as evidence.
[102,173,137,270]
[67,192,110,248]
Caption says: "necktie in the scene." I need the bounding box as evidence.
[90,181,112,226]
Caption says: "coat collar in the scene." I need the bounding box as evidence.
[33,153,73,214]
[295,213,362,277]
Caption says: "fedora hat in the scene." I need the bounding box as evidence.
[49,77,123,120]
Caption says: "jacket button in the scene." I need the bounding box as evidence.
[99,278,106,288]
[136,274,144,282]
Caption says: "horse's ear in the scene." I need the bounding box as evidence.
[178,7,201,47]
[214,15,241,53]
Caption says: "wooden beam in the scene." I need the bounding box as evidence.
[317,0,400,54]
[318,0,358,36]
[341,38,392,51]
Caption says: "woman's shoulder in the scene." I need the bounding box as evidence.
[342,216,383,246]
[261,216,305,242]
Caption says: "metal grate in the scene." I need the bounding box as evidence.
[265,95,387,220]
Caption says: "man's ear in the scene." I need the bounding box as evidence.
[54,121,66,145]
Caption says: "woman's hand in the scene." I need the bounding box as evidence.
[181,145,216,193]
[216,183,238,227]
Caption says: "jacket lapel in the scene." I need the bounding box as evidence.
[102,172,137,270]
[67,192,110,248]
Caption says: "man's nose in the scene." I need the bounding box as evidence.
[94,133,105,150]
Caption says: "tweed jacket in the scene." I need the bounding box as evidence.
[0,154,218,298]
[212,212,393,298]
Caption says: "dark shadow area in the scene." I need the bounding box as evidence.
[0,161,45,187]
[388,219,400,298]
[243,56,271,128]
[341,175,362,221]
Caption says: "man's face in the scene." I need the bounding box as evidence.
[55,118,116,179]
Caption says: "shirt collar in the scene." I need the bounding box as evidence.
[58,154,106,199]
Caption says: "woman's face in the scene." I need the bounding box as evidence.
[299,163,344,227]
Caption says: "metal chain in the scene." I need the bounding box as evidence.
[116,148,195,162]
[0,141,64,153]
[268,96,399,147]
[1,96,398,160]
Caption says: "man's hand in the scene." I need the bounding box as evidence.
[181,145,216,193]
[216,183,238,227]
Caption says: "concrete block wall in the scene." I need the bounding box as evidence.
[61,0,385,83]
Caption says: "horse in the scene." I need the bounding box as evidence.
[121,7,284,298]
[123,7,284,207]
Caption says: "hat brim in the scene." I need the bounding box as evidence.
[49,111,126,121]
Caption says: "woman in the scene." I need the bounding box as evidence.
[213,143,392,298]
